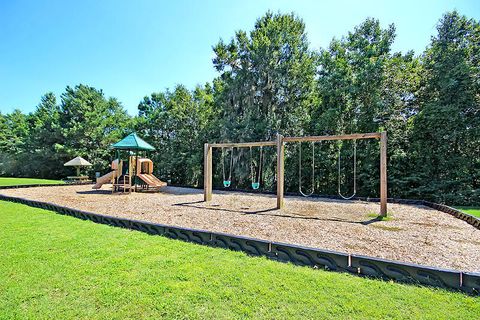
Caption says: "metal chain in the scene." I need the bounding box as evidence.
[250,146,254,183]
[338,140,357,200]
[222,147,234,184]
[222,147,226,181]
[258,146,263,184]
[299,142,315,197]
[227,147,233,181]
[250,146,263,185]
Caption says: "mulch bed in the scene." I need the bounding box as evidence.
[1,185,479,272]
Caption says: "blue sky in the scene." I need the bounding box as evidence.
[1,0,479,115]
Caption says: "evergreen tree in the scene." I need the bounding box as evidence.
[410,11,480,204]
[26,93,64,178]
[57,84,132,175]
[213,11,318,141]
[136,84,216,186]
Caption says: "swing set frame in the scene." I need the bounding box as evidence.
[204,132,388,216]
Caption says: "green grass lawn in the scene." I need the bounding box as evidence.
[0,202,478,319]
[0,177,64,186]
[456,207,480,218]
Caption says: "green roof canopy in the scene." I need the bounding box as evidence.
[112,133,155,151]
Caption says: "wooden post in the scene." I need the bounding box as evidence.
[276,133,285,209]
[204,143,212,202]
[128,156,132,194]
[134,152,138,192]
[380,132,388,217]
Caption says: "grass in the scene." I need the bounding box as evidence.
[0,177,64,186]
[367,213,393,221]
[0,202,479,319]
[456,207,480,218]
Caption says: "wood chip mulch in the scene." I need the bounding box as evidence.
[2,185,479,272]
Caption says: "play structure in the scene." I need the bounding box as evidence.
[204,132,388,216]
[93,133,166,193]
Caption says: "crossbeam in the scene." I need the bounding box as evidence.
[283,132,381,143]
[209,141,276,148]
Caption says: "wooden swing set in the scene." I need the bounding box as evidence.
[204,132,388,216]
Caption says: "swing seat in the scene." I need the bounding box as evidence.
[223,180,231,188]
[251,182,260,190]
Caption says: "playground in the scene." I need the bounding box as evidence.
[2,4,479,318]
[2,183,479,272]
[2,131,478,274]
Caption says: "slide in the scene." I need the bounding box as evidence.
[137,173,167,189]
[92,171,115,189]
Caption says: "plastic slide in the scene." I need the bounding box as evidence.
[92,171,115,189]
[137,173,167,188]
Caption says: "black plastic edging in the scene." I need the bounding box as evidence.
[0,193,478,295]
[421,201,480,230]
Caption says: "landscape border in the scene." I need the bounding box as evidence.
[0,186,479,294]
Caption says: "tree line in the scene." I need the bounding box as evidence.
[0,11,478,205]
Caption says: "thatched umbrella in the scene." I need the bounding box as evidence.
[64,156,92,176]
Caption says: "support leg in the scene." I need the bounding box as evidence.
[204,143,212,202]
[380,132,388,216]
[276,134,285,209]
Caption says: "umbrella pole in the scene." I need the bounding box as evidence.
[76,166,80,177]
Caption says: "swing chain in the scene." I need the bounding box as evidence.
[250,146,263,189]
[338,139,357,200]
[222,147,226,180]
[222,147,234,188]
[299,141,315,197]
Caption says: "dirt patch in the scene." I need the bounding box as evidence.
[1,185,479,272]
